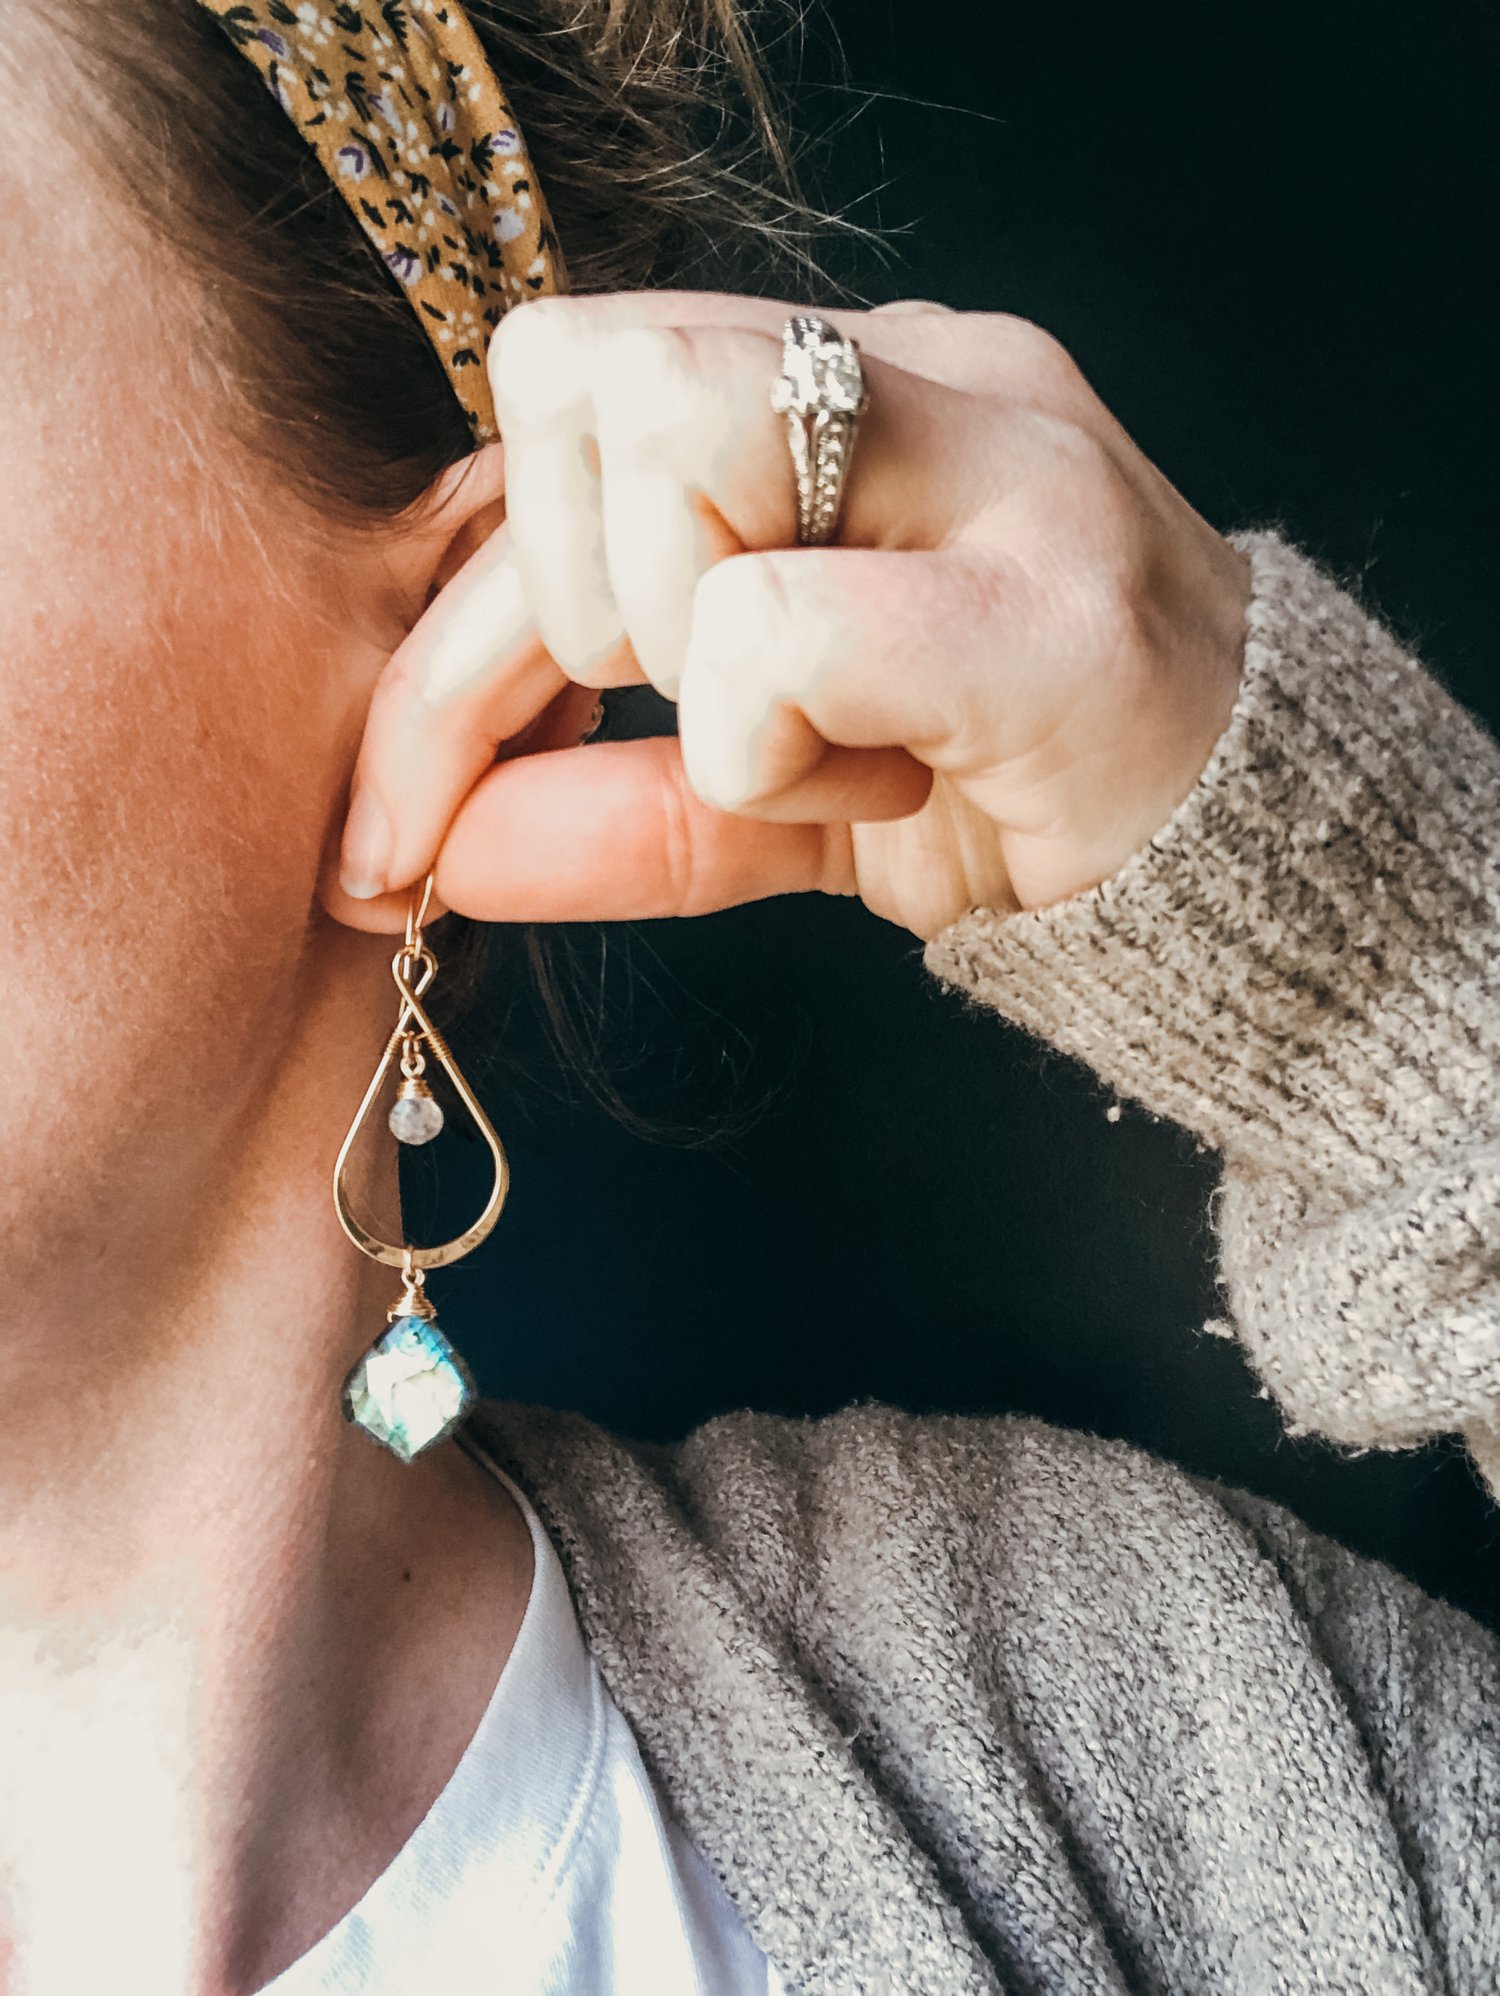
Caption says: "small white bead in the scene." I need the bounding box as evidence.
[389,1093,445,1145]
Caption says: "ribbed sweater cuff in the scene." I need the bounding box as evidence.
[925,530,1500,1455]
[923,528,1500,1200]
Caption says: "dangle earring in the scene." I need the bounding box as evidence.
[333,873,509,1462]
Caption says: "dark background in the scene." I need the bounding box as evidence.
[414,0,1500,1627]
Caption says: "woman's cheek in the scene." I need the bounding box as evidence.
[0,137,385,1280]
[0,440,365,1268]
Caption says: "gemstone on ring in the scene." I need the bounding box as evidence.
[771,317,865,419]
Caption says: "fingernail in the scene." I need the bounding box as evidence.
[340,787,392,900]
[684,723,757,811]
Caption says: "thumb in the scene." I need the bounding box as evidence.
[434,734,845,922]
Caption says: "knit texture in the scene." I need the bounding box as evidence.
[924,529,1500,1489]
[450,533,1500,1993]
[459,1399,1500,1995]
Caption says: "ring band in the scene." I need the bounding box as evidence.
[771,314,870,546]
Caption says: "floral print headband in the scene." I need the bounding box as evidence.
[196,0,568,443]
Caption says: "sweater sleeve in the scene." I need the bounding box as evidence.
[922,528,1500,1496]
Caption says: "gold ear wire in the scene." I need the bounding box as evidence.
[332,942,510,1273]
[332,873,509,1462]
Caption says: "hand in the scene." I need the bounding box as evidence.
[327,291,1251,943]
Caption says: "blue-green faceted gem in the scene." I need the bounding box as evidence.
[342,1314,475,1463]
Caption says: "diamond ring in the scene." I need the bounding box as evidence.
[770,314,870,546]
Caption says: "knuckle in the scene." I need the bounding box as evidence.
[655,755,702,916]
[869,296,956,317]
[1016,417,1149,640]
[1030,408,1119,491]
[680,553,796,813]
[593,325,698,461]
[994,313,1085,394]
[486,295,585,424]
[690,550,793,673]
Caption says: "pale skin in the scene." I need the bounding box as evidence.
[325,290,1250,938]
[0,116,535,1996]
[1,105,1247,1996]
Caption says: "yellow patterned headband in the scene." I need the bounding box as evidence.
[196,0,567,443]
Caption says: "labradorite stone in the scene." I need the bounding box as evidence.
[342,1314,474,1463]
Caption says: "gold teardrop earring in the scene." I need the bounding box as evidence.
[333,873,509,1462]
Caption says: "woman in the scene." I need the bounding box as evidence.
[2,1,1495,1992]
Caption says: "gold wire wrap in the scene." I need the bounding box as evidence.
[332,873,510,1271]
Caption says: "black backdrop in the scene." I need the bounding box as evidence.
[412,0,1500,1628]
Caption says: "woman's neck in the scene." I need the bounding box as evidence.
[0,928,533,1995]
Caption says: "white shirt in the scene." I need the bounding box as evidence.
[264,1462,786,1995]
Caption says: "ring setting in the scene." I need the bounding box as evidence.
[771,314,869,546]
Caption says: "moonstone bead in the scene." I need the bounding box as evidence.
[389,1092,444,1145]
[342,1315,473,1463]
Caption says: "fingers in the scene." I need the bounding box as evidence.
[525,289,1036,398]
[343,488,1002,913]
[337,289,1055,924]
[677,546,997,819]
[433,735,853,922]
[327,677,600,929]
[590,325,782,696]
[337,519,569,900]
[433,546,1003,927]
[488,306,977,698]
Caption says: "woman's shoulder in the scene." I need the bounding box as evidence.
[466,1393,1494,1676]
[466,1393,1499,1989]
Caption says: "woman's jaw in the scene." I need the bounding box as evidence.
[0,111,537,1990]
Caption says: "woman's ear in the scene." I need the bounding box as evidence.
[318,441,508,939]
[425,444,508,603]
[355,439,510,645]
[410,440,509,611]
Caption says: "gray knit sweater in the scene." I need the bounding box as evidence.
[457,531,1500,1995]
